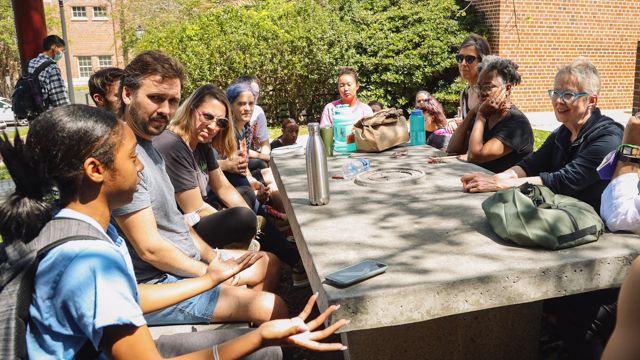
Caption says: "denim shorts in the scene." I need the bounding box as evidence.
[144,250,230,326]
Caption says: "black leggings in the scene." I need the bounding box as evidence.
[550,288,619,360]
[192,206,257,250]
[208,185,301,267]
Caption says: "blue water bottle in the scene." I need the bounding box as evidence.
[409,109,425,145]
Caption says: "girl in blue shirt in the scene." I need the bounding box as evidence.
[0,105,346,359]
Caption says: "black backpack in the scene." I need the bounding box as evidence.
[0,218,110,359]
[12,60,55,121]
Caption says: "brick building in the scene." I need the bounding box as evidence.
[36,0,640,112]
[42,0,122,87]
[472,0,640,113]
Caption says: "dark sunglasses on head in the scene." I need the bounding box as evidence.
[415,105,433,113]
[194,108,229,129]
[455,55,478,64]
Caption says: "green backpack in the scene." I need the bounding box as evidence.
[481,183,604,250]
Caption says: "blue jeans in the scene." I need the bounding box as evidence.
[144,250,230,326]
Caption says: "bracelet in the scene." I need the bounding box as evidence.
[619,144,640,158]
[212,345,220,360]
[619,154,640,164]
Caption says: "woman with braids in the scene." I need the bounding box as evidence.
[447,55,534,173]
[0,105,346,359]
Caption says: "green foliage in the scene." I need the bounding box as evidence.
[0,164,9,180]
[0,0,18,97]
[135,0,487,124]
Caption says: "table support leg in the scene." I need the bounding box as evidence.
[341,300,543,360]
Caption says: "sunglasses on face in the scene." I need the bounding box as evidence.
[455,55,478,64]
[194,107,229,129]
[547,90,589,104]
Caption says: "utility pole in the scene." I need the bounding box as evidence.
[11,0,47,72]
[58,0,75,104]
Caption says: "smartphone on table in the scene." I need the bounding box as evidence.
[325,260,388,287]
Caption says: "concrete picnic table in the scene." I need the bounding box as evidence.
[271,143,640,360]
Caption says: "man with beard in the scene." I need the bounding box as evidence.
[111,50,287,326]
[89,67,124,114]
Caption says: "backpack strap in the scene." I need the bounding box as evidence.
[26,218,112,360]
[27,60,55,78]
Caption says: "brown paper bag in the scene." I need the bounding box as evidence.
[353,108,410,152]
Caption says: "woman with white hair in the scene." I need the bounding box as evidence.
[460,58,624,213]
[448,55,534,172]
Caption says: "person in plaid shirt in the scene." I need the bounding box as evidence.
[26,35,70,109]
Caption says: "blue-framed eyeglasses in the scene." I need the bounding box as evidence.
[548,90,589,104]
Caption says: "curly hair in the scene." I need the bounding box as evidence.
[0,105,123,243]
[475,55,522,86]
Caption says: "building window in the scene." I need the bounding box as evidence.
[71,6,87,19]
[98,56,112,68]
[93,6,107,19]
[78,56,93,78]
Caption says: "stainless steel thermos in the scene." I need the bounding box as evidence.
[306,123,330,205]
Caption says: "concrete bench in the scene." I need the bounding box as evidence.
[272,143,640,360]
[148,323,250,340]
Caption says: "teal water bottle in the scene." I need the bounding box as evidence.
[409,109,425,145]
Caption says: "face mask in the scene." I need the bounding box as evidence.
[53,48,63,62]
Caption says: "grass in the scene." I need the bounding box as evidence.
[0,165,9,180]
[533,129,550,152]
[74,87,90,91]
[3,127,30,137]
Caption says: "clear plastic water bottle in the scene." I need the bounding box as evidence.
[341,158,371,180]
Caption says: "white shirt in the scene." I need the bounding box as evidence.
[249,105,270,151]
[601,172,640,234]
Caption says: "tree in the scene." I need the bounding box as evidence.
[135,0,487,122]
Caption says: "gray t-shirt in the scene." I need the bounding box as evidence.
[111,136,201,284]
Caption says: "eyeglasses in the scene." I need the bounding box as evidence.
[547,90,589,104]
[472,84,501,94]
[455,55,478,64]
[193,108,229,129]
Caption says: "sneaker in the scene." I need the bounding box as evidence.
[263,205,290,231]
[292,260,310,288]
[292,268,310,287]
[248,239,261,252]
[256,215,266,231]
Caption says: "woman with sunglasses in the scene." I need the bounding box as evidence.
[447,55,533,173]
[1,105,346,360]
[153,84,260,250]
[460,58,623,213]
[456,34,491,122]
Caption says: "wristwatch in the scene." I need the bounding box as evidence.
[619,145,640,164]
